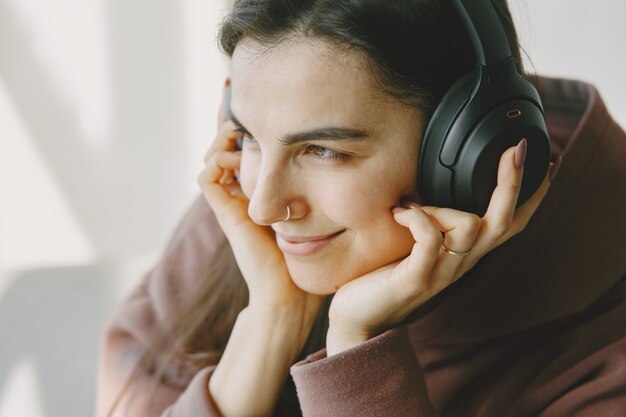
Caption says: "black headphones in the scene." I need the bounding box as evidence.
[418,0,551,215]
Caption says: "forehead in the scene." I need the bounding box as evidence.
[230,38,391,129]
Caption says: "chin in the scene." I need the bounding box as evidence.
[283,227,416,295]
[285,260,348,295]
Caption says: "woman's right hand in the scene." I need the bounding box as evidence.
[199,84,325,415]
[197,80,324,326]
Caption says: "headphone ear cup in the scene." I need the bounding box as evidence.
[419,59,551,215]
[453,99,551,215]
[419,71,477,209]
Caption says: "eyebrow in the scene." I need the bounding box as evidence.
[230,111,370,145]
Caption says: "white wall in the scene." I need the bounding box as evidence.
[0,1,624,416]
[512,0,626,128]
[0,1,230,416]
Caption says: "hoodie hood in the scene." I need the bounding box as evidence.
[406,76,626,345]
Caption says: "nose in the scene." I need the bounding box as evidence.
[247,161,301,225]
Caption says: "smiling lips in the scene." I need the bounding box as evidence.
[275,230,345,256]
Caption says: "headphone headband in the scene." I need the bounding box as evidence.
[418,0,551,215]
[451,0,512,66]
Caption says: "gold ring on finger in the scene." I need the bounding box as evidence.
[441,233,471,256]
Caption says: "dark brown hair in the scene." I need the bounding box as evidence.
[110,0,524,414]
[219,0,524,117]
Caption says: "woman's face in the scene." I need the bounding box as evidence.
[231,38,424,295]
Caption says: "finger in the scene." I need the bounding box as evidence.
[219,170,236,186]
[197,151,243,211]
[204,121,240,164]
[392,208,442,296]
[484,142,523,231]
[203,151,242,184]
[197,161,248,226]
[460,165,553,274]
[419,206,481,278]
[217,78,231,125]
[493,160,553,247]
[217,151,241,186]
[222,179,244,198]
[419,206,481,252]
[471,142,523,255]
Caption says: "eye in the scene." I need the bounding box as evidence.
[304,145,351,162]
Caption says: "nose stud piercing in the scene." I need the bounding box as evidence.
[284,205,291,221]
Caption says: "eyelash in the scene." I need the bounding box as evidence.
[304,145,351,162]
[233,128,352,162]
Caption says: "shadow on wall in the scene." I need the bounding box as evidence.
[0,0,188,259]
[0,0,190,415]
[0,264,118,417]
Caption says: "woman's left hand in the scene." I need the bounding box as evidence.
[327,141,560,355]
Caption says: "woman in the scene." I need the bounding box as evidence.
[96,1,626,416]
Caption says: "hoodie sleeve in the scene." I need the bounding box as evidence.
[290,325,439,417]
[95,196,228,417]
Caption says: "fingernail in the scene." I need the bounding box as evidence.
[392,201,422,213]
[549,155,562,183]
[514,138,527,169]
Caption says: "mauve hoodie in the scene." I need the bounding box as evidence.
[95,77,626,417]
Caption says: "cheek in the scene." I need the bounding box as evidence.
[327,163,417,269]
[311,166,414,241]
[331,164,415,222]
[347,177,413,243]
